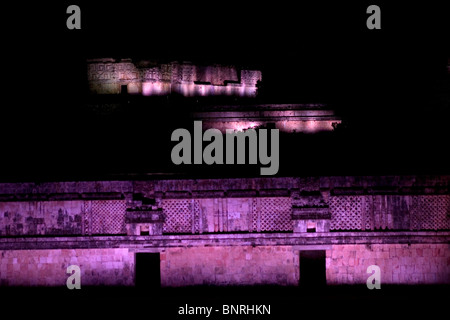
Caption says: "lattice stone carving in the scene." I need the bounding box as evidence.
[410,195,450,230]
[142,67,161,81]
[193,200,201,234]
[91,200,126,234]
[331,195,449,231]
[363,197,373,231]
[330,196,364,230]
[159,195,449,234]
[257,197,292,232]
[162,199,193,234]
[83,201,90,235]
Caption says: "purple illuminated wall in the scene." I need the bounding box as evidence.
[87,59,262,97]
[0,248,134,286]
[1,244,447,287]
[0,177,448,287]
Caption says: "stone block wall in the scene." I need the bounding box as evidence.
[87,59,261,97]
[326,244,450,285]
[0,244,448,287]
[160,246,299,287]
[0,248,134,286]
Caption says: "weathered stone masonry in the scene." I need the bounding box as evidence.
[0,176,449,286]
[88,58,262,97]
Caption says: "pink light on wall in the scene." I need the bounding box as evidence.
[275,120,340,133]
[199,85,206,96]
[143,82,163,96]
[160,246,299,287]
[231,122,247,132]
[180,84,195,97]
[88,59,262,97]
[228,121,264,132]
[201,119,340,134]
[238,85,245,97]
[305,120,318,132]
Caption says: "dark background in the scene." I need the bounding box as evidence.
[2,1,449,181]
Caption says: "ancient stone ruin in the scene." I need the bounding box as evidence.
[87,58,262,97]
[0,176,448,287]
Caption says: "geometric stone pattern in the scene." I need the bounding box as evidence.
[330,195,450,231]
[257,197,293,232]
[90,200,126,235]
[162,199,193,234]
[330,196,364,231]
[162,197,293,234]
[410,195,450,231]
[193,199,201,234]
[1,195,446,236]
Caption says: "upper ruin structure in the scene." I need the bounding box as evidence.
[87,58,262,97]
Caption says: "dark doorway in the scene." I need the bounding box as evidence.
[121,84,128,95]
[299,250,326,287]
[135,253,161,289]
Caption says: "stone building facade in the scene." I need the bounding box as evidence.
[0,176,448,287]
[87,58,262,97]
[0,176,450,286]
[193,104,341,133]
[86,59,341,133]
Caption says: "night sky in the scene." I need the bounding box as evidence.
[1,2,449,181]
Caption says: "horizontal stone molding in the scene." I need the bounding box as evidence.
[125,209,164,223]
[1,231,448,250]
[0,176,448,201]
[292,207,331,220]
